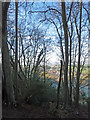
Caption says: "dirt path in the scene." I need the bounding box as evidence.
[2,103,88,118]
[2,103,52,118]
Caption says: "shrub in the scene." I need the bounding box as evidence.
[25,80,57,106]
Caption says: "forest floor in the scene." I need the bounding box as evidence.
[2,103,88,119]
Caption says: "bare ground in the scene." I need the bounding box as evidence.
[2,103,88,119]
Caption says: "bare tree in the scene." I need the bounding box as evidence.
[2,2,15,103]
[56,60,62,109]
[68,18,73,105]
[14,2,18,101]
[62,2,69,106]
[75,2,82,106]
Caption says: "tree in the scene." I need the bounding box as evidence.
[14,2,18,101]
[61,2,69,106]
[68,18,73,105]
[2,2,15,103]
[56,60,62,109]
[75,2,82,106]
[43,41,46,83]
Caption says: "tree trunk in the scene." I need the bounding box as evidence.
[69,19,73,105]
[43,42,46,83]
[62,2,69,106]
[2,2,15,103]
[43,56,46,83]
[56,60,62,109]
[76,2,82,107]
[69,35,72,105]
[14,2,18,101]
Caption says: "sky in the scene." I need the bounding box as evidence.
[7,2,88,65]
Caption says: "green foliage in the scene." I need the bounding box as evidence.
[25,79,57,106]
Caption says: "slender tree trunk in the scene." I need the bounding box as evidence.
[43,42,46,83]
[43,57,45,83]
[72,41,77,87]
[2,2,15,103]
[56,60,62,109]
[69,36,72,105]
[62,2,69,106]
[68,18,73,105]
[14,2,18,101]
[76,2,82,107]
[19,34,20,66]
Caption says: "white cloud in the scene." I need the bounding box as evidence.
[25,36,32,40]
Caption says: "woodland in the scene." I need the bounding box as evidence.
[2,1,89,119]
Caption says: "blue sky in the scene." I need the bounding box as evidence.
[7,2,88,65]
